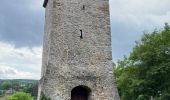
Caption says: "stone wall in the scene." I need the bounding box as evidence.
[39,0,120,100]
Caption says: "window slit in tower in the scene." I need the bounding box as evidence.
[80,30,83,39]
[82,5,85,10]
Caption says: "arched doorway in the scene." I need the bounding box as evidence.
[71,86,91,100]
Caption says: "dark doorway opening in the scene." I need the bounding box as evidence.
[71,86,91,100]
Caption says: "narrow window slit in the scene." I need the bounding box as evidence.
[82,5,85,10]
[80,30,83,39]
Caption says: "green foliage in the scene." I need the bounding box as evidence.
[11,80,20,91]
[114,23,170,100]
[0,91,3,95]
[0,79,38,99]
[0,81,11,90]
[7,92,32,100]
[24,82,38,98]
[40,92,51,100]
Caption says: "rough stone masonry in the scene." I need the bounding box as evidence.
[38,0,120,100]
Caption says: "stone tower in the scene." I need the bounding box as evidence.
[38,0,119,100]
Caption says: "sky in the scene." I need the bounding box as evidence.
[0,0,170,79]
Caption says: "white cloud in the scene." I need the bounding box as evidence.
[0,41,42,79]
[110,0,170,29]
[110,0,170,62]
[0,65,39,79]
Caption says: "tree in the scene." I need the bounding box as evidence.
[40,92,51,100]
[114,23,170,100]
[0,81,11,90]
[7,92,32,100]
[24,83,38,99]
[11,80,20,91]
[0,90,3,95]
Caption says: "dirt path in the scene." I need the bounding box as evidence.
[0,96,6,100]
[0,95,8,100]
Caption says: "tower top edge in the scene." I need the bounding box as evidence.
[43,0,48,8]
